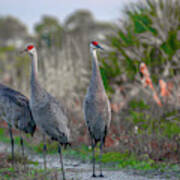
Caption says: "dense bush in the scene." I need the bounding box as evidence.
[100,0,180,163]
[102,0,180,88]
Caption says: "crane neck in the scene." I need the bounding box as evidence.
[30,50,38,83]
[29,50,48,106]
[91,49,100,74]
[30,50,38,89]
[89,49,104,92]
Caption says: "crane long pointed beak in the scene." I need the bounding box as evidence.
[19,48,28,55]
[96,44,104,51]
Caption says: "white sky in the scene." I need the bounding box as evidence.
[0,0,138,33]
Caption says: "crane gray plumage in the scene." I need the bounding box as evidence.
[30,82,70,145]
[0,83,36,164]
[83,41,111,177]
[24,45,70,180]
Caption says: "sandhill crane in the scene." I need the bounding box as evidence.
[83,41,111,177]
[23,44,70,180]
[0,83,36,165]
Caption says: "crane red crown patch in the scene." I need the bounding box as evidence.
[92,41,98,46]
[27,45,34,50]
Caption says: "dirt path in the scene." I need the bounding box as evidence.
[66,168,166,180]
[0,142,171,180]
[29,154,167,180]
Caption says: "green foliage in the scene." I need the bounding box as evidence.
[0,167,57,180]
[102,0,180,87]
[25,168,59,179]
[0,16,27,42]
[0,128,23,145]
[161,30,180,59]
[32,141,59,154]
[7,153,38,166]
[65,10,94,30]
[0,167,15,179]
[100,66,113,93]
[127,7,157,35]
[0,46,15,54]
[35,16,63,48]
[161,121,180,139]
[159,110,180,138]
[130,111,146,124]
[65,145,180,171]
[0,126,179,175]
[129,99,150,110]
[124,98,180,139]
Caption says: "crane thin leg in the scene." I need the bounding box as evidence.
[91,141,96,177]
[8,125,14,166]
[20,131,25,169]
[42,135,47,169]
[58,144,66,180]
[99,142,104,177]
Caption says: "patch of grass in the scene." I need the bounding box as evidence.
[0,151,50,180]
[97,151,180,173]
[64,146,180,173]
[31,142,91,161]
[0,128,10,143]
[0,167,16,180]
[26,168,58,179]
[96,151,154,170]
[0,127,90,158]
[0,128,30,147]
[0,127,58,154]
[7,153,39,166]
[0,127,180,175]
[32,141,58,154]
[129,100,150,110]
[64,145,91,161]
[0,46,15,54]
[63,145,179,172]
[0,166,59,180]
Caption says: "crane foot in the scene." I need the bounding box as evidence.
[92,174,97,178]
[99,174,104,178]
